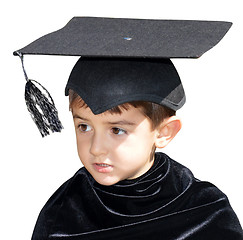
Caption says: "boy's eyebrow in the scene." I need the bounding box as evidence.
[73,114,136,126]
[73,114,89,121]
[106,120,136,126]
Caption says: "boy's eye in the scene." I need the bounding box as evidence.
[78,124,92,132]
[112,127,127,135]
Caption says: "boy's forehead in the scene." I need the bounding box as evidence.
[72,103,145,123]
[70,93,138,116]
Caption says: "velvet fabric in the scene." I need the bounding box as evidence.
[32,153,243,240]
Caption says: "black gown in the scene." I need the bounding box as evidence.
[32,153,243,240]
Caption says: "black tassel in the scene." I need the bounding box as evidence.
[25,79,63,137]
[16,52,63,137]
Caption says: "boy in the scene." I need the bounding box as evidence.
[31,57,243,240]
[14,17,243,239]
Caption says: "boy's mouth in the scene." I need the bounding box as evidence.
[96,163,110,167]
[93,163,113,173]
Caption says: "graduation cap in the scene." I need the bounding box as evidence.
[14,17,232,137]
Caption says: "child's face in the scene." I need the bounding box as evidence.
[72,104,159,186]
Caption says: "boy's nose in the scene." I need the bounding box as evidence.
[90,132,108,156]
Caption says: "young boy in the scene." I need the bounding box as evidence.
[14,17,243,239]
[29,57,242,240]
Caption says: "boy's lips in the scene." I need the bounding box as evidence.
[93,163,113,173]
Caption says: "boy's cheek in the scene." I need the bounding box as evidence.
[76,140,89,158]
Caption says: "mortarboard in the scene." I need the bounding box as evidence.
[13,17,232,137]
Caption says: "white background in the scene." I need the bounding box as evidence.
[1,0,243,239]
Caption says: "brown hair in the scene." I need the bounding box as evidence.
[69,89,175,130]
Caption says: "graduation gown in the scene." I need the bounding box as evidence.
[32,152,243,240]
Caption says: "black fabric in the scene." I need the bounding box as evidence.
[65,57,185,113]
[14,17,232,58]
[31,153,243,240]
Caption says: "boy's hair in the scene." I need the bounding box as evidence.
[69,89,176,130]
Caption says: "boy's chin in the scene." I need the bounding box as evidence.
[93,175,122,186]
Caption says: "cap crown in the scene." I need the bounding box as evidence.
[65,57,185,113]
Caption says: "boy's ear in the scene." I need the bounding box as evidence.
[155,116,182,149]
